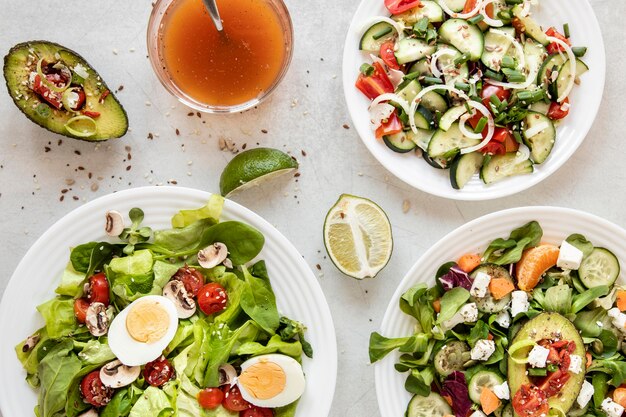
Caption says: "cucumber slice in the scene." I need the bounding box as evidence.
[383,131,418,153]
[408,59,432,77]
[481,27,516,71]
[427,123,481,158]
[411,128,435,151]
[434,45,470,86]
[421,91,449,115]
[523,112,556,164]
[422,149,454,169]
[439,0,466,12]
[396,79,422,103]
[438,19,484,61]
[512,5,549,45]
[406,392,453,417]
[439,106,467,132]
[450,152,484,190]
[434,341,471,376]
[480,152,533,184]
[470,264,513,313]
[392,0,444,24]
[359,22,396,52]
[537,53,567,90]
[414,106,435,130]
[468,370,504,404]
[395,38,437,65]
[555,58,589,99]
[529,101,550,115]
[495,404,514,417]
[523,39,548,89]
[579,248,620,289]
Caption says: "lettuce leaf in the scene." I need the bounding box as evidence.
[128,386,174,417]
[171,195,224,228]
[235,334,303,358]
[240,264,279,334]
[55,263,86,297]
[36,297,78,338]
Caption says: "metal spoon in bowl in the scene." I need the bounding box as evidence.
[202,0,223,32]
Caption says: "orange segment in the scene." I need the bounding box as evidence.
[480,387,501,415]
[515,244,560,291]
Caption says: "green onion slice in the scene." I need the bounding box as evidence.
[508,339,536,364]
[61,87,81,112]
[65,115,97,138]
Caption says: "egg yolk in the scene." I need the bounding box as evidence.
[239,360,287,400]
[125,299,170,343]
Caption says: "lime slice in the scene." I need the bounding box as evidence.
[323,194,393,279]
[219,148,299,197]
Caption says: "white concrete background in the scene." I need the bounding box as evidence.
[0,0,623,416]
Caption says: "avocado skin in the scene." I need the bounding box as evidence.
[3,40,128,141]
[507,312,586,416]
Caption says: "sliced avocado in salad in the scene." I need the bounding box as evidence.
[3,41,128,141]
[508,312,586,415]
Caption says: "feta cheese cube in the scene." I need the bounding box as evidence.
[602,398,625,417]
[569,354,583,374]
[471,339,496,361]
[470,410,487,417]
[608,307,626,333]
[494,310,511,328]
[557,240,584,270]
[492,381,510,400]
[511,291,530,318]
[528,344,550,368]
[577,380,594,408]
[471,271,491,298]
[443,303,479,329]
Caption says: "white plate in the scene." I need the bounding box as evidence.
[342,0,605,200]
[374,206,625,416]
[0,186,337,417]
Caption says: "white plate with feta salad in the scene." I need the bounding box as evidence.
[371,206,626,417]
[0,186,337,417]
[342,0,605,200]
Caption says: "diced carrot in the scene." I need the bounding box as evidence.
[433,299,441,313]
[614,387,626,408]
[457,253,481,273]
[586,352,592,368]
[489,278,515,300]
[617,290,626,311]
[480,387,501,415]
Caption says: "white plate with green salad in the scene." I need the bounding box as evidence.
[0,186,337,417]
[342,0,605,200]
[372,206,626,417]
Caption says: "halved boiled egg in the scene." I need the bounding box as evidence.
[108,295,178,366]
[237,354,305,408]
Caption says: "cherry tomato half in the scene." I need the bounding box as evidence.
[547,98,570,120]
[87,273,110,306]
[240,406,275,417]
[144,356,175,387]
[379,41,400,70]
[198,387,225,410]
[198,283,229,316]
[384,0,421,14]
[222,385,252,412]
[375,111,403,139]
[512,384,548,417]
[172,265,205,297]
[355,62,394,100]
[545,27,571,54]
[80,370,114,408]
[481,83,511,110]
[74,298,90,324]
[31,74,62,109]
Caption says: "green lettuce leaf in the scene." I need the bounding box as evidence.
[128,386,174,417]
[171,195,224,228]
[101,385,144,417]
[15,327,49,387]
[37,339,83,417]
[55,263,86,297]
[76,339,116,365]
[235,334,303,358]
[36,298,78,338]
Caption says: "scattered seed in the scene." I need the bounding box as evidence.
[126,165,131,171]
[91,183,99,192]
[402,200,411,213]
[147,133,154,140]
[301,150,307,157]
[343,124,350,129]
[175,128,180,136]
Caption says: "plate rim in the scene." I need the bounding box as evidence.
[0,185,337,417]
[341,0,606,201]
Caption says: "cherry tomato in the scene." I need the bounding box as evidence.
[355,62,394,100]
[545,27,571,54]
[198,387,225,410]
[144,356,175,387]
[172,265,205,297]
[504,133,520,153]
[240,406,275,417]
[74,298,90,324]
[462,0,480,14]
[379,41,400,70]
[480,141,506,155]
[512,384,548,417]
[481,84,511,110]
[222,385,252,412]
[87,273,110,306]
[198,283,229,315]
[80,370,114,408]
[31,74,62,109]
[374,111,403,139]
[547,98,570,120]
[538,369,570,397]
[384,0,421,14]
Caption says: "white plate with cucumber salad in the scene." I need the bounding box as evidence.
[371,206,626,417]
[0,186,337,417]
[342,0,605,200]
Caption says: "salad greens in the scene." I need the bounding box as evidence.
[16,195,312,417]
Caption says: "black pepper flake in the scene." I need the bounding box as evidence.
[74,150,81,155]
[196,112,201,118]
[44,146,51,152]
[77,166,85,171]
[175,128,180,136]
[60,195,64,201]
[117,85,124,92]
[170,180,178,185]
[242,143,247,149]
[147,133,154,140]
[58,139,63,145]
[61,189,68,193]
[343,124,350,129]
[294,172,301,177]
[187,112,194,117]
[126,165,131,171]
[88,172,92,179]
[261,129,268,134]
[301,150,307,157]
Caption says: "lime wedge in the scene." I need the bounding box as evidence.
[323,194,393,279]
[219,148,299,197]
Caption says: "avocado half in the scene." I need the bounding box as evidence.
[3,41,128,141]
[508,312,586,415]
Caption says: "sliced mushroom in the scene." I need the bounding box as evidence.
[218,363,238,386]
[100,359,141,388]
[163,280,196,318]
[197,242,228,269]
[223,258,233,269]
[22,333,40,353]
[78,410,99,417]
[86,302,110,337]
[105,210,124,237]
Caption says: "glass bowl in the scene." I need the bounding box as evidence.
[147,0,294,114]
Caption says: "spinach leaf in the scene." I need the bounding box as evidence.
[171,195,224,228]
[436,287,470,325]
[405,367,435,396]
[153,218,214,253]
[574,308,608,338]
[566,233,594,258]
[101,386,143,417]
[467,321,489,348]
[201,222,265,266]
[369,332,414,363]
[240,265,279,334]
[592,330,619,359]
[236,334,303,358]
[277,316,314,359]
[484,221,543,265]
[36,298,78,339]
[70,242,122,277]
[37,339,83,417]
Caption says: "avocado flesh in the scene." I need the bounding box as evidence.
[3,41,128,141]
[508,312,585,416]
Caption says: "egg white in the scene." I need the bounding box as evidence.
[237,354,306,408]
[108,295,178,366]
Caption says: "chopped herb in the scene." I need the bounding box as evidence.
[360,63,375,76]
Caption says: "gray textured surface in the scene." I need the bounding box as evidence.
[0,0,624,416]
